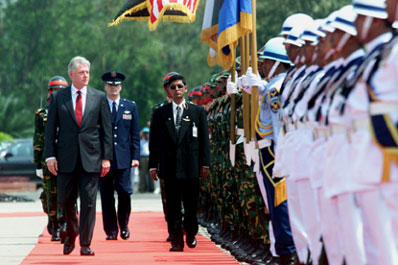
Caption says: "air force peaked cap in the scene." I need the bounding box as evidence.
[102,71,125,85]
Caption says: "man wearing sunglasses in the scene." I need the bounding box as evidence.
[149,73,210,252]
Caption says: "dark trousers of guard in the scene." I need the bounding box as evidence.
[164,178,199,248]
[57,159,99,247]
[99,168,132,236]
[259,142,296,256]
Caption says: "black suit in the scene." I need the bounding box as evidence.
[44,85,113,247]
[149,102,210,247]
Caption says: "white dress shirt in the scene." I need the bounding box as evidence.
[172,99,186,126]
[106,96,120,113]
[71,84,87,115]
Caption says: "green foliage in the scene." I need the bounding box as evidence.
[0,131,13,142]
[0,0,349,137]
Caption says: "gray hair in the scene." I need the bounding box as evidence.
[68,56,90,73]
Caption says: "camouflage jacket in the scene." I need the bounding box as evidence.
[33,108,47,169]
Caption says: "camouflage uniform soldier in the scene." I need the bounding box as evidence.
[33,76,68,241]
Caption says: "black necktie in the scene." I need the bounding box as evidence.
[176,106,182,133]
[112,101,117,124]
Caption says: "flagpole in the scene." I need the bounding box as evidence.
[241,35,251,143]
[230,62,236,145]
[250,0,258,141]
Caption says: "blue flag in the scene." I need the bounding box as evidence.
[217,0,252,69]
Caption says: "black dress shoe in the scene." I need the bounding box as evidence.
[80,246,95,256]
[169,245,184,252]
[120,228,130,240]
[186,236,197,248]
[63,236,76,255]
[280,252,299,265]
[51,229,61,241]
[59,223,67,244]
[106,234,117,240]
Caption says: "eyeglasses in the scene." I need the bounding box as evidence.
[170,84,184,90]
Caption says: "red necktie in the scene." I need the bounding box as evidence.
[75,90,82,126]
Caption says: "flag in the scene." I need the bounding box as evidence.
[109,0,200,31]
[200,0,224,66]
[201,0,253,69]
[147,0,200,31]
[109,0,150,26]
[217,0,252,69]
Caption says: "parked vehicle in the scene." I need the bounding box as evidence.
[0,139,40,185]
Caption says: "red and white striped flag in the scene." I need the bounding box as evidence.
[148,0,200,30]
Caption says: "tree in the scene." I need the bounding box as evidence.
[0,0,350,137]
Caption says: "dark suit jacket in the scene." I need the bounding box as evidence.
[110,98,140,170]
[44,85,113,173]
[149,102,210,180]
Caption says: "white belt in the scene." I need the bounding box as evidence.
[351,118,370,132]
[257,138,271,149]
[328,124,347,136]
[236,128,244,135]
[295,121,308,130]
[286,123,295,132]
[313,129,328,140]
[369,102,398,115]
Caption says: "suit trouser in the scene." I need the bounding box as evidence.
[139,156,153,192]
[164,177,199,247]
[57,163,99,247]
[99,168,132,236]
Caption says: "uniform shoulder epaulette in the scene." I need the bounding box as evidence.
[123,98,136,105]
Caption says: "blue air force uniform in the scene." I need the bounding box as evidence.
[99,71,140,240]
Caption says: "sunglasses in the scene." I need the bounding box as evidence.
[170,84,184,90]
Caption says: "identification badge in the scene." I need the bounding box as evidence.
[192,122,198,138]
[123,114,132,120]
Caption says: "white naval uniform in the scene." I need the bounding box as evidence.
[324,48,369,265]
[281,65,310,263]
[346,32,398,265]
[307,60,345,265]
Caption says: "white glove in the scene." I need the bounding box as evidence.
[246,67,263,87]
[239,67,263,94]
[36,169,43,179]
[227,75,238,95]
[238,74,248,92]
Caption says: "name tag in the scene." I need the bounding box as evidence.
[192,122,198,138]
[123,114,132,120]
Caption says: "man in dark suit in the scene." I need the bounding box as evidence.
[45,56,113,256]
[99,71,140,241]
[149,73,210,252]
